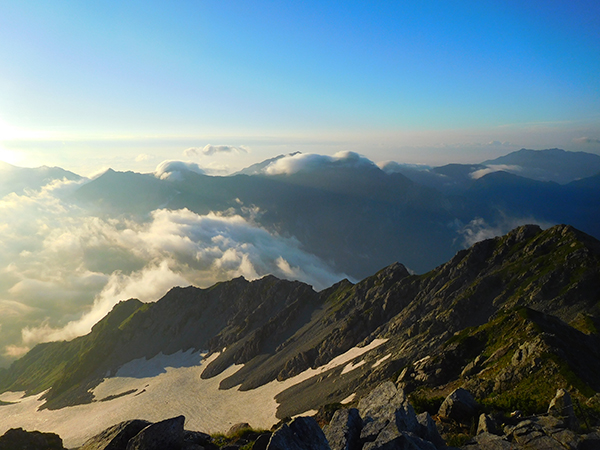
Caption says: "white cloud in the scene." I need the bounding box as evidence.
[154,160,206,180]
[0,180,348,360]
[457,216,554,248]
[184,145,250,158]
[264,151,377,175]
[470,164,523,180]
[573,137,600,145]
[377,161,432,174]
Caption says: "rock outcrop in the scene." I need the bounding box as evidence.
[0,427,65,450]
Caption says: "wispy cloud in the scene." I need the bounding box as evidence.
[457,215,554,248]
[470,164,522,180]
[573,137,600,145]
[184,144,250,158]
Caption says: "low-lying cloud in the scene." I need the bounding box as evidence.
[457,215,554,248]
[0,180,348,365]
[264,151,376,175]
[470,164,522,180]
[573,137,600,145]
[155,160,206,180]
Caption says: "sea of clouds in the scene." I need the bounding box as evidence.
[0,173,347,366]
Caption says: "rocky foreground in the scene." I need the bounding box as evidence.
[4,381,600,450]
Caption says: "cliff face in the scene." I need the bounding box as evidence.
[1,224,599,419]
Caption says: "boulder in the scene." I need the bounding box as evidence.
[289,417,331,450]
[358,381,419,435]
[0,427,65,450]
[462,432,513,450]
[362,422,436,450]
[253,433,272,450]
[267,424,309,450]
[79,420,152,450]
[267,417,330,450]
[358,381,407,423]
[183,430,213,449]
[437,388,478,423]
[548,388,579,431]
[126,416,185,450]
[476,414,498,436]
[324,408,362,450]
[416,412,445,449]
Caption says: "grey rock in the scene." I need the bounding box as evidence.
[475,414,497,436]
[361,420,389,443]
[359,381,408,423]
[460,355,483,378]
[461,432,512,450]
[267,424,309,450]
[507,419,567,449]
[548,428,580,449]
[0,427,66,450]
[324,408,362,450]
[548,389,579,431]
[183,430,212,447]
[253,434,272,450]
[79,420,151,450]
[363,422,436,450]
[416,412,445,449]
[358,381,419,436]
[580,431,600,450]
[438,388,478,423]
[289,416,331,450]
[267,417,330,450]
[126,416,185,450]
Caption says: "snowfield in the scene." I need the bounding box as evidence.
[0,339,387,448]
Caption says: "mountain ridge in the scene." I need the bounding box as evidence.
[1,224,599,424]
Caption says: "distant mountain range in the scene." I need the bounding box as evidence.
[0,161,81,197]
[67,148,600,278]
[1,224,599,447]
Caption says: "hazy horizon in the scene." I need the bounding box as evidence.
[0,2,599,176]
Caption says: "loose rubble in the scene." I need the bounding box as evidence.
[2,383,600,450]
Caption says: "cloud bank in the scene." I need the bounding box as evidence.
[0,180,347,364]
[263,151,377,175]
[155,160,206,180]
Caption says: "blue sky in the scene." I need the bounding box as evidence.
[0,1,599,174]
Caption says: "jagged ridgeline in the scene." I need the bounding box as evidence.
[0,224,599,420]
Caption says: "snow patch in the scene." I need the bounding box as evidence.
[372,353,391,368]
[0,339,388,448]
[341,360,366,375]
[340,393,355,404]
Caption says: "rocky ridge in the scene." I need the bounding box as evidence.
[0,224,599,443]
[4,381,600,450]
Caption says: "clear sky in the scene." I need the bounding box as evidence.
[1,1,599,175]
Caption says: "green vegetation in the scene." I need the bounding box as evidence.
[210,427,271,449]
[408,393,444,415]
